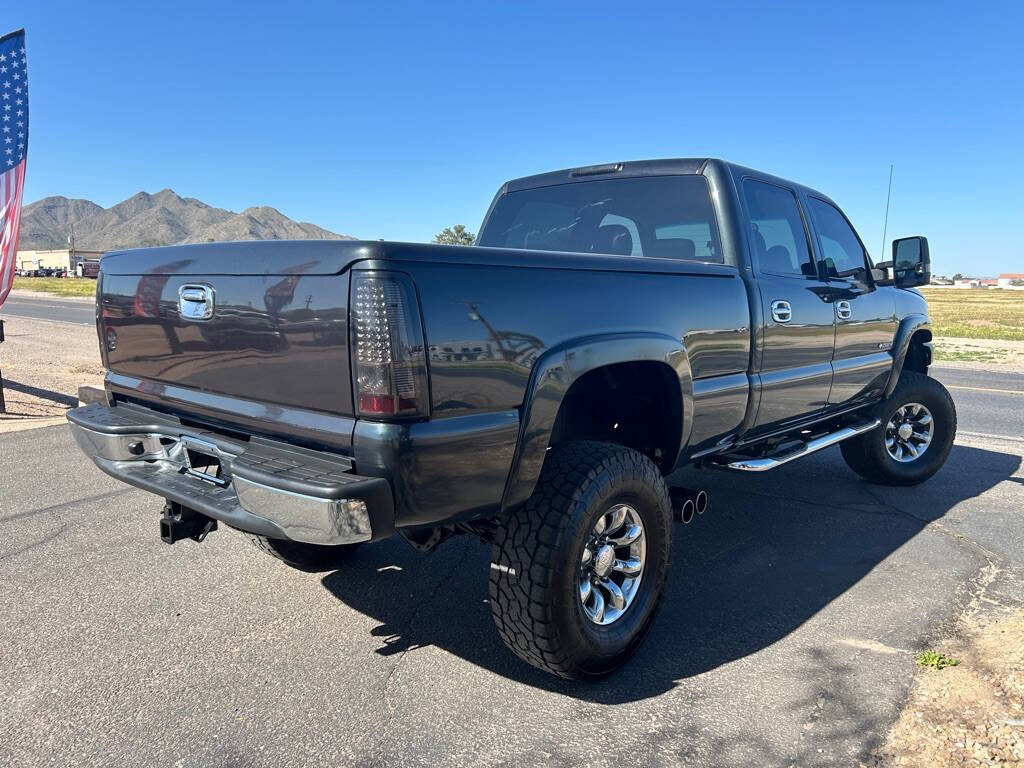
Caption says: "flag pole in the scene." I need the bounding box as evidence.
[0,28,29,415]
[0,319,6,413]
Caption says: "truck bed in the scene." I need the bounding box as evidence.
[99,239,749,431]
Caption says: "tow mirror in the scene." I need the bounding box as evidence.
[891,236,930,288]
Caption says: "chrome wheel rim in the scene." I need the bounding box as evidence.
[579,503,646,626]
[885,402,934,463]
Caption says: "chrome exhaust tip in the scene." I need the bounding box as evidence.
[695,490,709,515]
[670,487,708,523]
[680,498,695,524]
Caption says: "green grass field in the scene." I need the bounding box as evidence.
[919,287,1024,342]
[12,276,98,298]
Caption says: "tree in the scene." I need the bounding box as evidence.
[433,224,475,246]
[952,273,963,281]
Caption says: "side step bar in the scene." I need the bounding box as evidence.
[709,418,881,472]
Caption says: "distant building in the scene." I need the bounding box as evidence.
[16,248,104,273]
[997,273,1024,289]
[930,275,953,285]
[953,278,1000,289]
[429,339,502,362]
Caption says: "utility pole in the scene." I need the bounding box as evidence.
[459,301,511,361]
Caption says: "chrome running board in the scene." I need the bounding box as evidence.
[710,418,881,472]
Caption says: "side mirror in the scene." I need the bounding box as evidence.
[892,236,930,288]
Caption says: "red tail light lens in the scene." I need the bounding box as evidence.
[351,272,428,418]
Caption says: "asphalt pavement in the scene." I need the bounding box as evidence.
[0,292,96,326]
[2,292,1023,767]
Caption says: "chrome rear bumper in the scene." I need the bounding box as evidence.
[67,402,394,545]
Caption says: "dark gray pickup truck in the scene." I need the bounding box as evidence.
[68,159,955,679]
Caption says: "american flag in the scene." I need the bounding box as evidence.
[0,29,28,308]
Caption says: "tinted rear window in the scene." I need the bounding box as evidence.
[478,176,724,264]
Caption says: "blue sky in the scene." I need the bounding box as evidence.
[6,1,1023,276]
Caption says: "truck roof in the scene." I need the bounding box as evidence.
[504,158,709,193]
[502,158,833,204]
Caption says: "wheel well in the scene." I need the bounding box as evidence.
[548,361,682,474]
[904,329,933,375]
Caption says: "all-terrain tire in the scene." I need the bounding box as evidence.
[840,371,957,486]
[489,441,673,680]
[245,534,361,572]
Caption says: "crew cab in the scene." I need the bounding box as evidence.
[67,159,954,679]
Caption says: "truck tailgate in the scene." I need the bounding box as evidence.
[98,242,359,416]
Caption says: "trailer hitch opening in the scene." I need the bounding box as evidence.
[159,501,217,544]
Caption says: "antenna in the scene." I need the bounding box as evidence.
[879,164,894,261]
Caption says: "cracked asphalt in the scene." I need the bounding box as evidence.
[2,367,1022,767]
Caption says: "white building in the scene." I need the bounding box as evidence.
[17,248,104,273]
[997,273,1024,289]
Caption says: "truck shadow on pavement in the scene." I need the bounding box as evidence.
[321,443,1020,703]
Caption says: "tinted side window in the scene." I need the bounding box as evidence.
[742,180,815,277]
[806,198,867,277]
[478,175,724,264]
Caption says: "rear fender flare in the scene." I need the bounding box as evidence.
[500,333,693,512]
[884,314,931,397]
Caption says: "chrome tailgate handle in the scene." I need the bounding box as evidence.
[770,299,792,323]
[178,284,215,321]
[836,300,852,320]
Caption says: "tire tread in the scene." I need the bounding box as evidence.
[489,440,671,679]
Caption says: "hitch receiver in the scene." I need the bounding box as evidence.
[160,501,217,544]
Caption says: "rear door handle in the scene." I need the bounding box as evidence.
[836,300,852,320]
[770,300,792,323]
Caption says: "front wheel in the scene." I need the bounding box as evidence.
[841,371,956,486]
[489,441,673,680]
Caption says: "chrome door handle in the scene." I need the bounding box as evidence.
[836,300,852,320]
[770,300,792,323]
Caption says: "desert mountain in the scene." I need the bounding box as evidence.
[20,189,354,250]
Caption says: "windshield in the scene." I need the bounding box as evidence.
[477,175,723,264]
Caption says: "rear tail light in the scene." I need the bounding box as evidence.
[351,272,429,418]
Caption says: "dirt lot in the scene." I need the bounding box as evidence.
[0,314,103,432]
[867,606,1024,766]
[932,337,1024,372]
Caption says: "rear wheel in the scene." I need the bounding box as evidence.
[489,441,673,680]
[841,371,956,486]
[245,534,361,572]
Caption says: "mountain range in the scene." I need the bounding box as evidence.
[20,189,354,251]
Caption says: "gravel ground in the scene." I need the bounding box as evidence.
[867,608,1024,766]
[0,313,103,432]
[932,337,1024,372]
